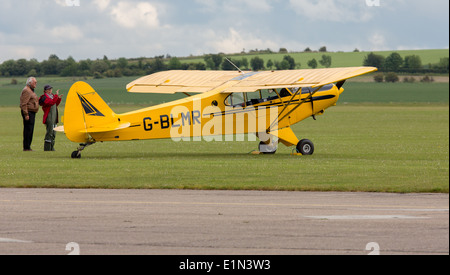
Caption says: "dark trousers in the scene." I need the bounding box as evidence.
[21,111,36,150]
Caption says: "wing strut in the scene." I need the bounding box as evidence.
[268,86,323,132]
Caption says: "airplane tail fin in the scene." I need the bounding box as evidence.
[59,81,128,143]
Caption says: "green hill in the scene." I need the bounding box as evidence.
[180,49,449,69]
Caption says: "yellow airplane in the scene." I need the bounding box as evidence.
[56,67,377,158]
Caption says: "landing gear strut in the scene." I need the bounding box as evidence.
[71,142,95,159]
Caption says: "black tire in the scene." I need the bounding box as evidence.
[296,139,314,155]
[71,151,81,159]
[259,141,277,154]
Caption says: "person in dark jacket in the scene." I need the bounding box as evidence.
[39,85,63,151]
[20,77,39,151]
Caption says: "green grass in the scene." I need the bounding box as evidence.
[2,77,448,107]
[182,49,449,69]
[1,75,448,192]
[0,104,448,193]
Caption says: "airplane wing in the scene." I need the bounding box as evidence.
[222,67,378,93]
[126,67,377,94]
[126,70,243,94]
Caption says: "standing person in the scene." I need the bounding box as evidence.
[20,77,39,151]
[39,85,63,151]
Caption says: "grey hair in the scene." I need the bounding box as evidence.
[26,77,36,87]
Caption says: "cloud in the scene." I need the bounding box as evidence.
[195,0,274,13]
[289,0,373,22]
[51,25,84,42]
[208,28,278,54]
[0,45,36,61]
[110,1,160,29]
[94,0,111,11]
[368,32,387,51]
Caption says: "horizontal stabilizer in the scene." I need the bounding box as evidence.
[54,126,64,132]
[82,122,131,134]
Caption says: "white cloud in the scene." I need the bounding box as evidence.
[94,0,111,11]
[368,32,388,51]
[195,0,274,13]
[209,28,278,54]
[110,1,160,29]
[289,0,373,22]
[0,45,36,61]
[51,25,84,42]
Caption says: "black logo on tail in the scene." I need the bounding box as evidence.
[77,93,104,117]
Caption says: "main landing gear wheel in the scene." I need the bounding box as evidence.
[259,141,277,154]
[296,139,314,155]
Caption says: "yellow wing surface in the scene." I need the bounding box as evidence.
[126,67,377,94]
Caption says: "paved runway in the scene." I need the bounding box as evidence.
[0,188,448,255]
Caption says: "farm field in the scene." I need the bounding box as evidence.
[1,76,449,106]
[181,49,449,69]
[0,77,448,193]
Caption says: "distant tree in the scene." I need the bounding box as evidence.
[364,52,385,71]
[221,58,242,71]
[204,54,223,70]
[275,60,290,70]
[241,58,249,70]
[373,73,384,83]
[117,57,128,69]
[403,55,422,71]
[168,57,182,70]
[385,72,399,83]
[41,54,64,75]
[319,46,327,52]
[319,55,332,68]
[60,56,79,76]
[250,57,265,71]
[304,47,312,52]
[91,59,109,74]
[283,55,296,70]
[307,58,318,69]
[266,59,274,70]
[146,57,167,74]
[420,75,435,83]
[384,52,403,72]
[279,48,288,54]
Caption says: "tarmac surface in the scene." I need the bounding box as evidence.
[0,188,448,255]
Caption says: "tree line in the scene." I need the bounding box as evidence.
[363,52,449,74]
[0,53,333,78]
[1,51,448,79]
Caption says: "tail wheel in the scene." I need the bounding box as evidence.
[296,139,314,155]
[71,151,81,159]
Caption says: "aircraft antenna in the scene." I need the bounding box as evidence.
[225,57,243,74]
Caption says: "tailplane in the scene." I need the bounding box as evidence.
[59,81,127,143]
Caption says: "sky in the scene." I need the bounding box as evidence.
[0,0,448,62]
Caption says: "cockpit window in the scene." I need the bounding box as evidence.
[224,92,245,106]
[301,84,334,94]
[225,88,298,107]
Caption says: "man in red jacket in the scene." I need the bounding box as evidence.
[39,85,63,151]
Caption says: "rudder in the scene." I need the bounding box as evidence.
[62,81,117,143]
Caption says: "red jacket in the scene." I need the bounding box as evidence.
[39,93,62,124]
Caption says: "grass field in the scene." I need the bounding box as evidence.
[0,104,448,192]
[1,76,449,106]
[0,75,448,193]
[182,49,449,69]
